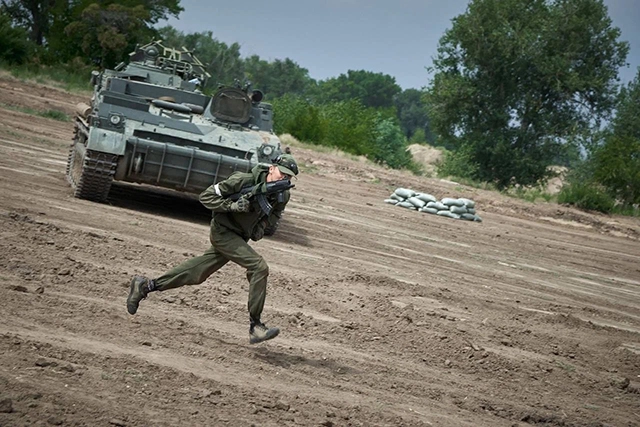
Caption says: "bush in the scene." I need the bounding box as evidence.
[592,135,640,207]
[436,144,478,181]
[272,95,326,143]
[319,100,377,156]
[557,182,615,213]
[372,116,415,169]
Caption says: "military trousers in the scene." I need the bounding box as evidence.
[155,226,269,322]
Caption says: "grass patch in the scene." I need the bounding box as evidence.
[611,205,640,217]
[440,175,498,192]
[39,109,69,121]
[505,186,555,204]
[2,63,93,93]
[0,102,69,122]
[557,182,615,213]
[555,360,576,372]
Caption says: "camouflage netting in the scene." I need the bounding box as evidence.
[384,188,482,222]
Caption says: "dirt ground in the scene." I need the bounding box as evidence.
[0,75,639,427]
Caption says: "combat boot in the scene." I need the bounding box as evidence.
[126,276,155,315]
[249,321,280,344]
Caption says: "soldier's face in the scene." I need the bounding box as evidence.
[267,165,291,182]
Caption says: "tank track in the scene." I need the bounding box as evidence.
[67,143,118,202]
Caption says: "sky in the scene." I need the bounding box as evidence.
[160,0,640,91]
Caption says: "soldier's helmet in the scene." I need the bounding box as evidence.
[274,154,299,177]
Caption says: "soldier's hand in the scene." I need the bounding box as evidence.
[251,224,265,242]
[230,195,250,213]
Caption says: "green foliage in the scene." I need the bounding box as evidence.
[4,60,94,92]
[577,68,640,208]
[427,0,629,189]
[612,69,640,140]
[1,0,55,45]
[63,3,154,68]
[242,55,314,99]
[316,70,401,109]
[271,95,326,143]
[272,96,417,171]
[157,27,244,91]
[261,58,313,99]
[557,181,615,213]
[506,187,554,203]
[436,145,479,181]
[409,128,426,144]
[394,88,433,142]
[0,101,69,121]
[320,100,377,156]
[0,11,31,64]
[3,0,181,66]
[371,115,415,169]
[39,109,69,121]
[592,135,640,206]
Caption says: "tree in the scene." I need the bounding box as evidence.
[244,56,314,99]
[272,94,326,143]
[591,68,640,206]
[394,88,433,142]
[63,3,153,67]
[157,27,243,90]
[427,0,628,188]
[319,100,378,156]
[316,70,401,109]
[1,0,55,46]
[2,0,182,64]
[263,58,313,98]
[0,10,31,63]
[372,116,415,169]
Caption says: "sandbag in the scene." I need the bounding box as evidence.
[383,187,481,223]
[420,207,439,214]
[441,197,465,207]
[394,188,416,199]
[450,206,468,214]
[407,197,427,208]
[397,201,415,209]
[459,198,475,208]
[436,210,461,219]
[415,193,437,203]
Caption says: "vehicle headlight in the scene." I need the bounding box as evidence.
[109,114,122,125]
[262,145,273,156]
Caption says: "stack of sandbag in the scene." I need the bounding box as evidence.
[384,187,482,222]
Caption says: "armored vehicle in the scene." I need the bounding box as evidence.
[66,41,284,203]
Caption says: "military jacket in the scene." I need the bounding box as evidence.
[199,164,290,240]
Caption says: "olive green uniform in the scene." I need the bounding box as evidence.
[154,164,289,321]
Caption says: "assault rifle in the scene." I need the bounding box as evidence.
[227,179,294,215]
